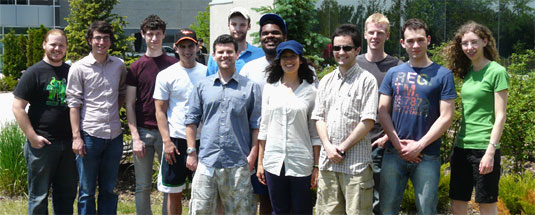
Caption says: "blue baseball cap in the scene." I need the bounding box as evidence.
[276,40,303,59]
[259,13,287,35]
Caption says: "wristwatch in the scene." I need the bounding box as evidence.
[490,142,500,148]
[186,147,196,155]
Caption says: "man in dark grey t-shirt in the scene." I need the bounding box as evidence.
[356,13,402,215]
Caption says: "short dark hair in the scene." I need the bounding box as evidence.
[266,56,315,84]
[402,18,428,40]
[259,19,286,37]
[141,15,166,34]
[331,24,361,48]
[212,34,238,53]
[86,20,114,46]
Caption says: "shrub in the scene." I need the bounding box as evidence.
[1,30,27,79]
[499,171,535,214]
[0,121,28,197]
[0,76,19,92]
[400,163,450,213]
[508,49,535,75]
[500,72,535,172]
[26,25,48,68]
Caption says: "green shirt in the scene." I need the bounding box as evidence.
[456,61,509,149]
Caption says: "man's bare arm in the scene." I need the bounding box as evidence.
[12,97,50,148]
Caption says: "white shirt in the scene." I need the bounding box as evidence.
[153,62,206,139]
[258,80,321,177]
[240,56,270,90]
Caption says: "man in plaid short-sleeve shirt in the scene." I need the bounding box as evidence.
[312,24,378,215]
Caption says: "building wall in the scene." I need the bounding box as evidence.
[209,0,273,47]
[113,0,210,31]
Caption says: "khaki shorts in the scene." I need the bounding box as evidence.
[189,165,255,215]
[316,165,374,215]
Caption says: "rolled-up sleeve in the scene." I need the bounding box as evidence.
[360,76,378,122]
[66,64,84,108]
[257,84,271,141]
[311,76,327,121]
[307,88,321,146]
[118,63,127,96]
[184,83,202,126]
[248,82,262,129]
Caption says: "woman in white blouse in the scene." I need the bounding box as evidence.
[256,40,321,214]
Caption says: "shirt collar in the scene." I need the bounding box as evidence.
[211,70,242,84]
[87,52,113,65]
[241,42,254,56]
[336,62,361,80]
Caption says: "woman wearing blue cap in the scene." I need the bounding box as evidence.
[256,40,320,214]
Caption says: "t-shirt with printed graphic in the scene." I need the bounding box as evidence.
[456,61,509,150]
[379,62,457,155]
[13,60,72,141]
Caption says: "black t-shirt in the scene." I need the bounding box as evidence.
[357,54,403,142]
[13,60,72,141]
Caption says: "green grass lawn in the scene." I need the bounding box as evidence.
[0,191,189,214]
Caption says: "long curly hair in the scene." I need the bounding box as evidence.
[266,56,315,84]
[444,21,499,78]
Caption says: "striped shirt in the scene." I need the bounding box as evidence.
[311,63,378,175]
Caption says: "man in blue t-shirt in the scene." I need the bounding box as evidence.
[378,18,456,215]
[205,7,264,76]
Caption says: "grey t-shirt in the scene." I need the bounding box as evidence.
[357,54,403,142]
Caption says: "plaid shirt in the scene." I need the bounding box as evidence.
[312,63,378,175]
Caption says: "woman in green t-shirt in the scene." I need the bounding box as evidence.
[445,21,509,215]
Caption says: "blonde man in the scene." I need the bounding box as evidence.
[356,13,403,214]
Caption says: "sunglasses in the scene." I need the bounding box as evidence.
[333,45,355,52]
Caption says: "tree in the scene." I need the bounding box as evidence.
[190,5,210,48]
[1,30,27,78]
[64,0,133,61]
[26,25,48,68]
[252,0,330,63]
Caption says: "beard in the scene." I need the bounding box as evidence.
[263,47,276,57]
[232,32,246,42]
[45,50,65,63]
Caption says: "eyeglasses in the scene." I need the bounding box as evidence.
[461,39,481,47]
[333,45,355,52]
[92,36,111,42]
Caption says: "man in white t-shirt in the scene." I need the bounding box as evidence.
[153,28,206,215]
[240,13,287,89]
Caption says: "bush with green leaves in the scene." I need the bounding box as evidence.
[500,71,535,172]
[25,26,48,68]
[499,171,535,214]
[0,121,28,196]
[0,76,19,92]
[190,6,210,49]
[252,0,330,64]
[1,30,27,79]
[64,0,133,61]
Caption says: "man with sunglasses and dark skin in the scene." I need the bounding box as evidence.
[312,24,378,214]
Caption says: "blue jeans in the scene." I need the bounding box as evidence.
[379,147,440,215]
[24,140,77,215]
[371,146,384,215]
[77,132,123,215]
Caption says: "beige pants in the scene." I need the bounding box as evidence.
[315,166,374,215]
[189,165,255,215]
